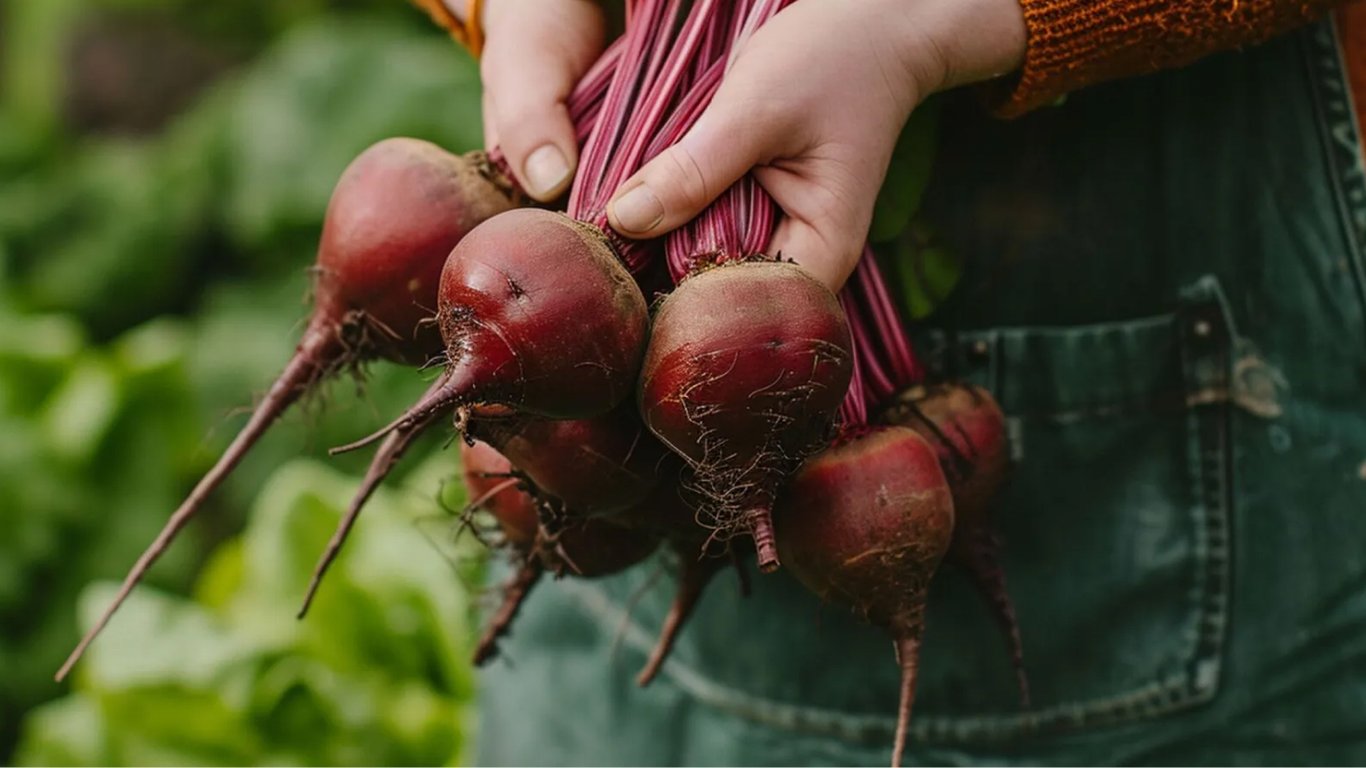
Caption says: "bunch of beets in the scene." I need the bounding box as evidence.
[58,1,1027,764]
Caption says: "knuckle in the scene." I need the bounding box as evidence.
[658,147,715,215]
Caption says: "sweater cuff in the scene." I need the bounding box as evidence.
[995,0,1339,118]
[409,0,485,57]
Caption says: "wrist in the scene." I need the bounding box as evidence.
[890,0,1027,96]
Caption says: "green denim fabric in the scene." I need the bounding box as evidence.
[475,19,1366,766]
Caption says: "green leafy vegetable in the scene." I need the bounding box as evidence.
[15,457,479,768]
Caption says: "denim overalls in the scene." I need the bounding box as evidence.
[476,19,1366,765]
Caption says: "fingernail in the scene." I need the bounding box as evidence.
[610,184,664,233]
[524,144,571,198]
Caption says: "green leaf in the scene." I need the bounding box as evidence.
[869,98,941,243]
[39,357,122,464]
[75,583,264,691]
[221,19,484,258]
[12,694,108,766]
[876,217,964,320]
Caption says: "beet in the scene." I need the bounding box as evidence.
[342,208,650,450]
[299,208,652,606]
[461,438,539,549]
[458,440,659,665]
[469,401,672,518]
[56,138,520,682]
[880,383,1026,706]
[638,260,853,572]
[776,426,955,767]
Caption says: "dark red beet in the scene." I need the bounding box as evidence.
[776,426,955,768]
[349,208,651,448]
[461,438,539,549]
[56,138,520,682]
[458,440,659,665]
[880,383,1027,706]
[469,401,672,518]
[314,140,522,366]
[638,260,852,573]
[303,209,651,610]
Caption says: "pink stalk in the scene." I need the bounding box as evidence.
[838,301,870,426]
[833,248,925,422]
[855,249,922,384]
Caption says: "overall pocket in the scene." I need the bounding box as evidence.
[905,275,1237,743]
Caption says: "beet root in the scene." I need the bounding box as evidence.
[881,382,1027,706]
[639,260,853,573]
[461,438,540,549]
[304,208,652,608]
[458,440,660,665]
[341,208,651,452]
[612,475,741,688]
[56,138,520,682]
[636,547,727,687]
[313,401,668,618]
[881,383,1009,518]
[469,401,672,519]
[776,426,955,767]
[314,139,523,366]
[472,520,658,666]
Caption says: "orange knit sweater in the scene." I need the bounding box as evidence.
[411,0,1361,122]
[998,0,1348,116]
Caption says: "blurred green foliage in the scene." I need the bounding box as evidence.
[14,458,480,767]
[0,0,488,761]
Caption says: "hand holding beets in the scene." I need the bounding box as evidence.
[58,3,1031,764]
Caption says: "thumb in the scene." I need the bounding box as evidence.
[607,97,776,239]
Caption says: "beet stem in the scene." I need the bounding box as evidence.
[891,629,924,768]
[637,556,721,686]
[747,508,780,573]
[297,381,446,619]
[55,326,339,682]
[472,558,544,666]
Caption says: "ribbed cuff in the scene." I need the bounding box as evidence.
[994,0,1339,118]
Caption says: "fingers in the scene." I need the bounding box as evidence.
[767,210,864,293]
[480,0,605,201]
[481,90,499,149]
[607,86,784,238]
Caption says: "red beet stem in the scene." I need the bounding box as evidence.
[297,378,448,619]
[891,628,924,768]
[747,508,780,573]
[472,557,544,666]
[637,554,723,686]
[56,324,340,682]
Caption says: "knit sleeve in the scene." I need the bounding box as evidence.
[996,0,1343,117]
[409,0,462,36]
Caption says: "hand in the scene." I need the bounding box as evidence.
[478,0,606,201]
[606,0,1027,291]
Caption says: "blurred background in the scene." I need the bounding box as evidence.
[0,1,492,763]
